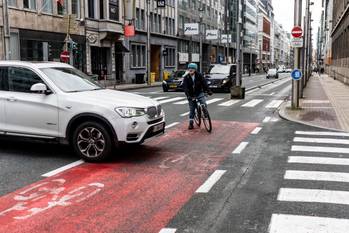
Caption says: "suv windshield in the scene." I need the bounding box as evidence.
[40,67,103,93]
[210,65,233,74]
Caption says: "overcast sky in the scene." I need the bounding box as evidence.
[273,0,323,43]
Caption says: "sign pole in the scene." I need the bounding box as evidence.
[292,0,302,109]
[146,0,151,86]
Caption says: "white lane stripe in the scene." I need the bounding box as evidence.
[153,96,169,101]
[270,92,275,96]
[292,145,349,154]
[159,228,177,233]
[159,97,185,104]
[266,100,284,108]
[277,188,349,205]
[295,131,349,137]
[294,137,349,145]
[270,117,279,122]
[180,112,190,117]
[42,160,84,177]
[242,99,264,107]
[232,142,249,154]
[196,170,226,193]
[218,100,241,107]
[263,117,271,123]
[173,100,188,105]
[165,122,180,129]
[288,156,349,166]
[251,127,262,135]
[285,170,349,183]
[269,214,349,233]
[206,98,224,105]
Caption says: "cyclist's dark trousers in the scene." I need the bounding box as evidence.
[188,92,207,122]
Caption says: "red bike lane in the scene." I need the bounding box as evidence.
[0,121,257,233]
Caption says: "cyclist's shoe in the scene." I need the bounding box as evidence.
[188,122,194,130]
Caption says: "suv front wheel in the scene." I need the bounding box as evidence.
[72,121,113,162]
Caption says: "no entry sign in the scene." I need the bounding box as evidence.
[60,50,70,63]
[291,26,303,38]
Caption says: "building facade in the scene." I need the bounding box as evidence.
[257,1,272,71]
[331,0,349,83]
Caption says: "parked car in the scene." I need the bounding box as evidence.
[267,68,279,79]
[285,68,292,73]
[162,70,187,92]
[0,61,165,162]
[205,64,237,92]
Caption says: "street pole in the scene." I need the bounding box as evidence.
[236,0,242,87]
[146,0,151,85]
[292,0,303,109]
[199,11,203,74]
[249,46,252,76]
[2,0,10,60]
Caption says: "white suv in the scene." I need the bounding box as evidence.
[0,61,165,161]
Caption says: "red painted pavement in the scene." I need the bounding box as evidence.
[0,121,257,233]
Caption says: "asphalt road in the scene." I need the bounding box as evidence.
[1,73,348,233]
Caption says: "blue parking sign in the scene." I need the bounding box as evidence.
[291,69,302,80]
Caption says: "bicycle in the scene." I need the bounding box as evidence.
[193,96,212,133]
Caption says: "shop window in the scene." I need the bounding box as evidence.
[131,44,146,68]
[57,0,68,15]
[24,0,36,10]
[165,48,176,67]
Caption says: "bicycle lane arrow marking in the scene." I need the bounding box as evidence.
[0,120,258,233]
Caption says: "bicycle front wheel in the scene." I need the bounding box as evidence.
[194,106,201,127]
[201,106,212,133]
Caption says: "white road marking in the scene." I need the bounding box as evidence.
[270,117,279,122]
[159,228,177,233]
[270,92,275,96]
[263,117,271,123]
[159,97,186,104]
[153,96,169,101]
[277,188,349,205]
[180,112,190,117]
[206,98,224,105]
[218,100,241,107]
[285,170,349,183]
[288,156,349,166]
[232,142,249,154]
[266,100,284,108]
[42,160,84,177]
[269,214,349,233]
[303,100,331,104]
[294,137,349,145]
[242,99,264,107]
[173,100,188,105]
[292,145,349,154]
[251,127,262,135]
[295,131,349,137]
[165,122,180,129]
[196,170,227,193]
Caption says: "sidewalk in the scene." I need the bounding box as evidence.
[107,82,162,91]
[280,73,349,132]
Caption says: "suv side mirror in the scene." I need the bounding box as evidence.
[30,83,50,94]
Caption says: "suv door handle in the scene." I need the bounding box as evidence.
[6,97,17,102]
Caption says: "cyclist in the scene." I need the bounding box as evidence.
[183,63,212,130]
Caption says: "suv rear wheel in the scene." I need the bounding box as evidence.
[72,121,113,162]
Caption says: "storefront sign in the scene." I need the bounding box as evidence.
[192,53,200,62]
[221,34,232,44]
[206,30,218,40]
[184,23,199,35]
[157,0,166,7]
[178,53,189,64]
[124,25,135,37]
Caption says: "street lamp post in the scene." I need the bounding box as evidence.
[146,0,151,86]
[2,0,10,60]
[199,8,203,74]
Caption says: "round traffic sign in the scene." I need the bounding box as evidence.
[291,69,302,80]
[60,50,70,63]
[291,26,303,38]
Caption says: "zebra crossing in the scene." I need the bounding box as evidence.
[269,130,349,233]
[144,94,284,110]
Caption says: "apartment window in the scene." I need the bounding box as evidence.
[24,0,36,10]
[136,8,145,30]
[41,0,53,13]
[57,0,68,15]
[165,48,176,67]
[109,0,119,21]
[71,0,80,17]
[131,44,146,68]
[8,0,17,7]
[88,0,95,18]
[99,0,104,19]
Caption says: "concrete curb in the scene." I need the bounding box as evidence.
[278,101,347,132]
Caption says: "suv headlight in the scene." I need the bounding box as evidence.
[222,78,229,84]
[115,107,146,118]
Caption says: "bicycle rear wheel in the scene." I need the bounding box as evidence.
[201,106,212,133]
[194,106,201,127]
